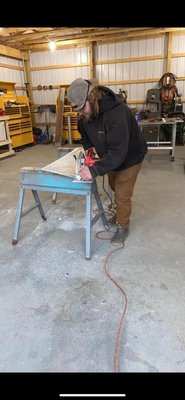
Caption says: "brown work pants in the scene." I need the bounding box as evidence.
[108,162,142,227]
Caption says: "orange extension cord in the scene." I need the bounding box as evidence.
[95,229,128,373]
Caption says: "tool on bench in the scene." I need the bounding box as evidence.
[73,147,98,180]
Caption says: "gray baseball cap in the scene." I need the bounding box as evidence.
[67,78,98,111]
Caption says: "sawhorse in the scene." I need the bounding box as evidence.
[12,167,108,259]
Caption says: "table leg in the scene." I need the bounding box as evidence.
[171,123,176,161]
[85,191,92,259]
[12,187,25,245]
[32,190,47,220]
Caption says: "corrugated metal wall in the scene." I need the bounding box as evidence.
[29,47,89,132]
[95,37,166,109]
[171,34,185,97]
[0,56,25,96]
[30,38,167,106]
[1,32,185,131]
[30,48,89,105]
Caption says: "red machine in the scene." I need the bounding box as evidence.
[74,147,99,180]
[84,147,97,167]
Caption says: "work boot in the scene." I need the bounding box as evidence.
[107,214,117,226]
[111,224,129,246]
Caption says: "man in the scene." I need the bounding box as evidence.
[67,78,147,245]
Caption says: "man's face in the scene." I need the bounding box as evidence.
[77,100,93,121]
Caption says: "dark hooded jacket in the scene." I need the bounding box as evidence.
[78,85,147,178]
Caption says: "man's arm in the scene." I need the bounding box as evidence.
[89,109,130,178]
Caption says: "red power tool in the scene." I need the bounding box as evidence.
[84,147,98,167]
[74,148,99,180]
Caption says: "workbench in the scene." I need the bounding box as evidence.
[12,148,108,259]
[138,118,184,161]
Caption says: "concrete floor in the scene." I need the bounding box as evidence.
[0,143,185,372]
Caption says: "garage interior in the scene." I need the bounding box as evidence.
[0,27,185,373]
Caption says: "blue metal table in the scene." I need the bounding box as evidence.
[12,167,108,259]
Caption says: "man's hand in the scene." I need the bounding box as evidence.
[79,166,93,181]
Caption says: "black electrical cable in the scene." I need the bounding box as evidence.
[102,175,116,216]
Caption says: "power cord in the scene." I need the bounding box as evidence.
[95,229,128,372]
[102,175,116,218]
[94,177,128,371]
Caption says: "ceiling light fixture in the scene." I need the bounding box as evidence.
[48,40,56,51]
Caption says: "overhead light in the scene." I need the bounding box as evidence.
[48,41,56,51]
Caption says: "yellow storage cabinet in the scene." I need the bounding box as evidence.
[0,81,34,149]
